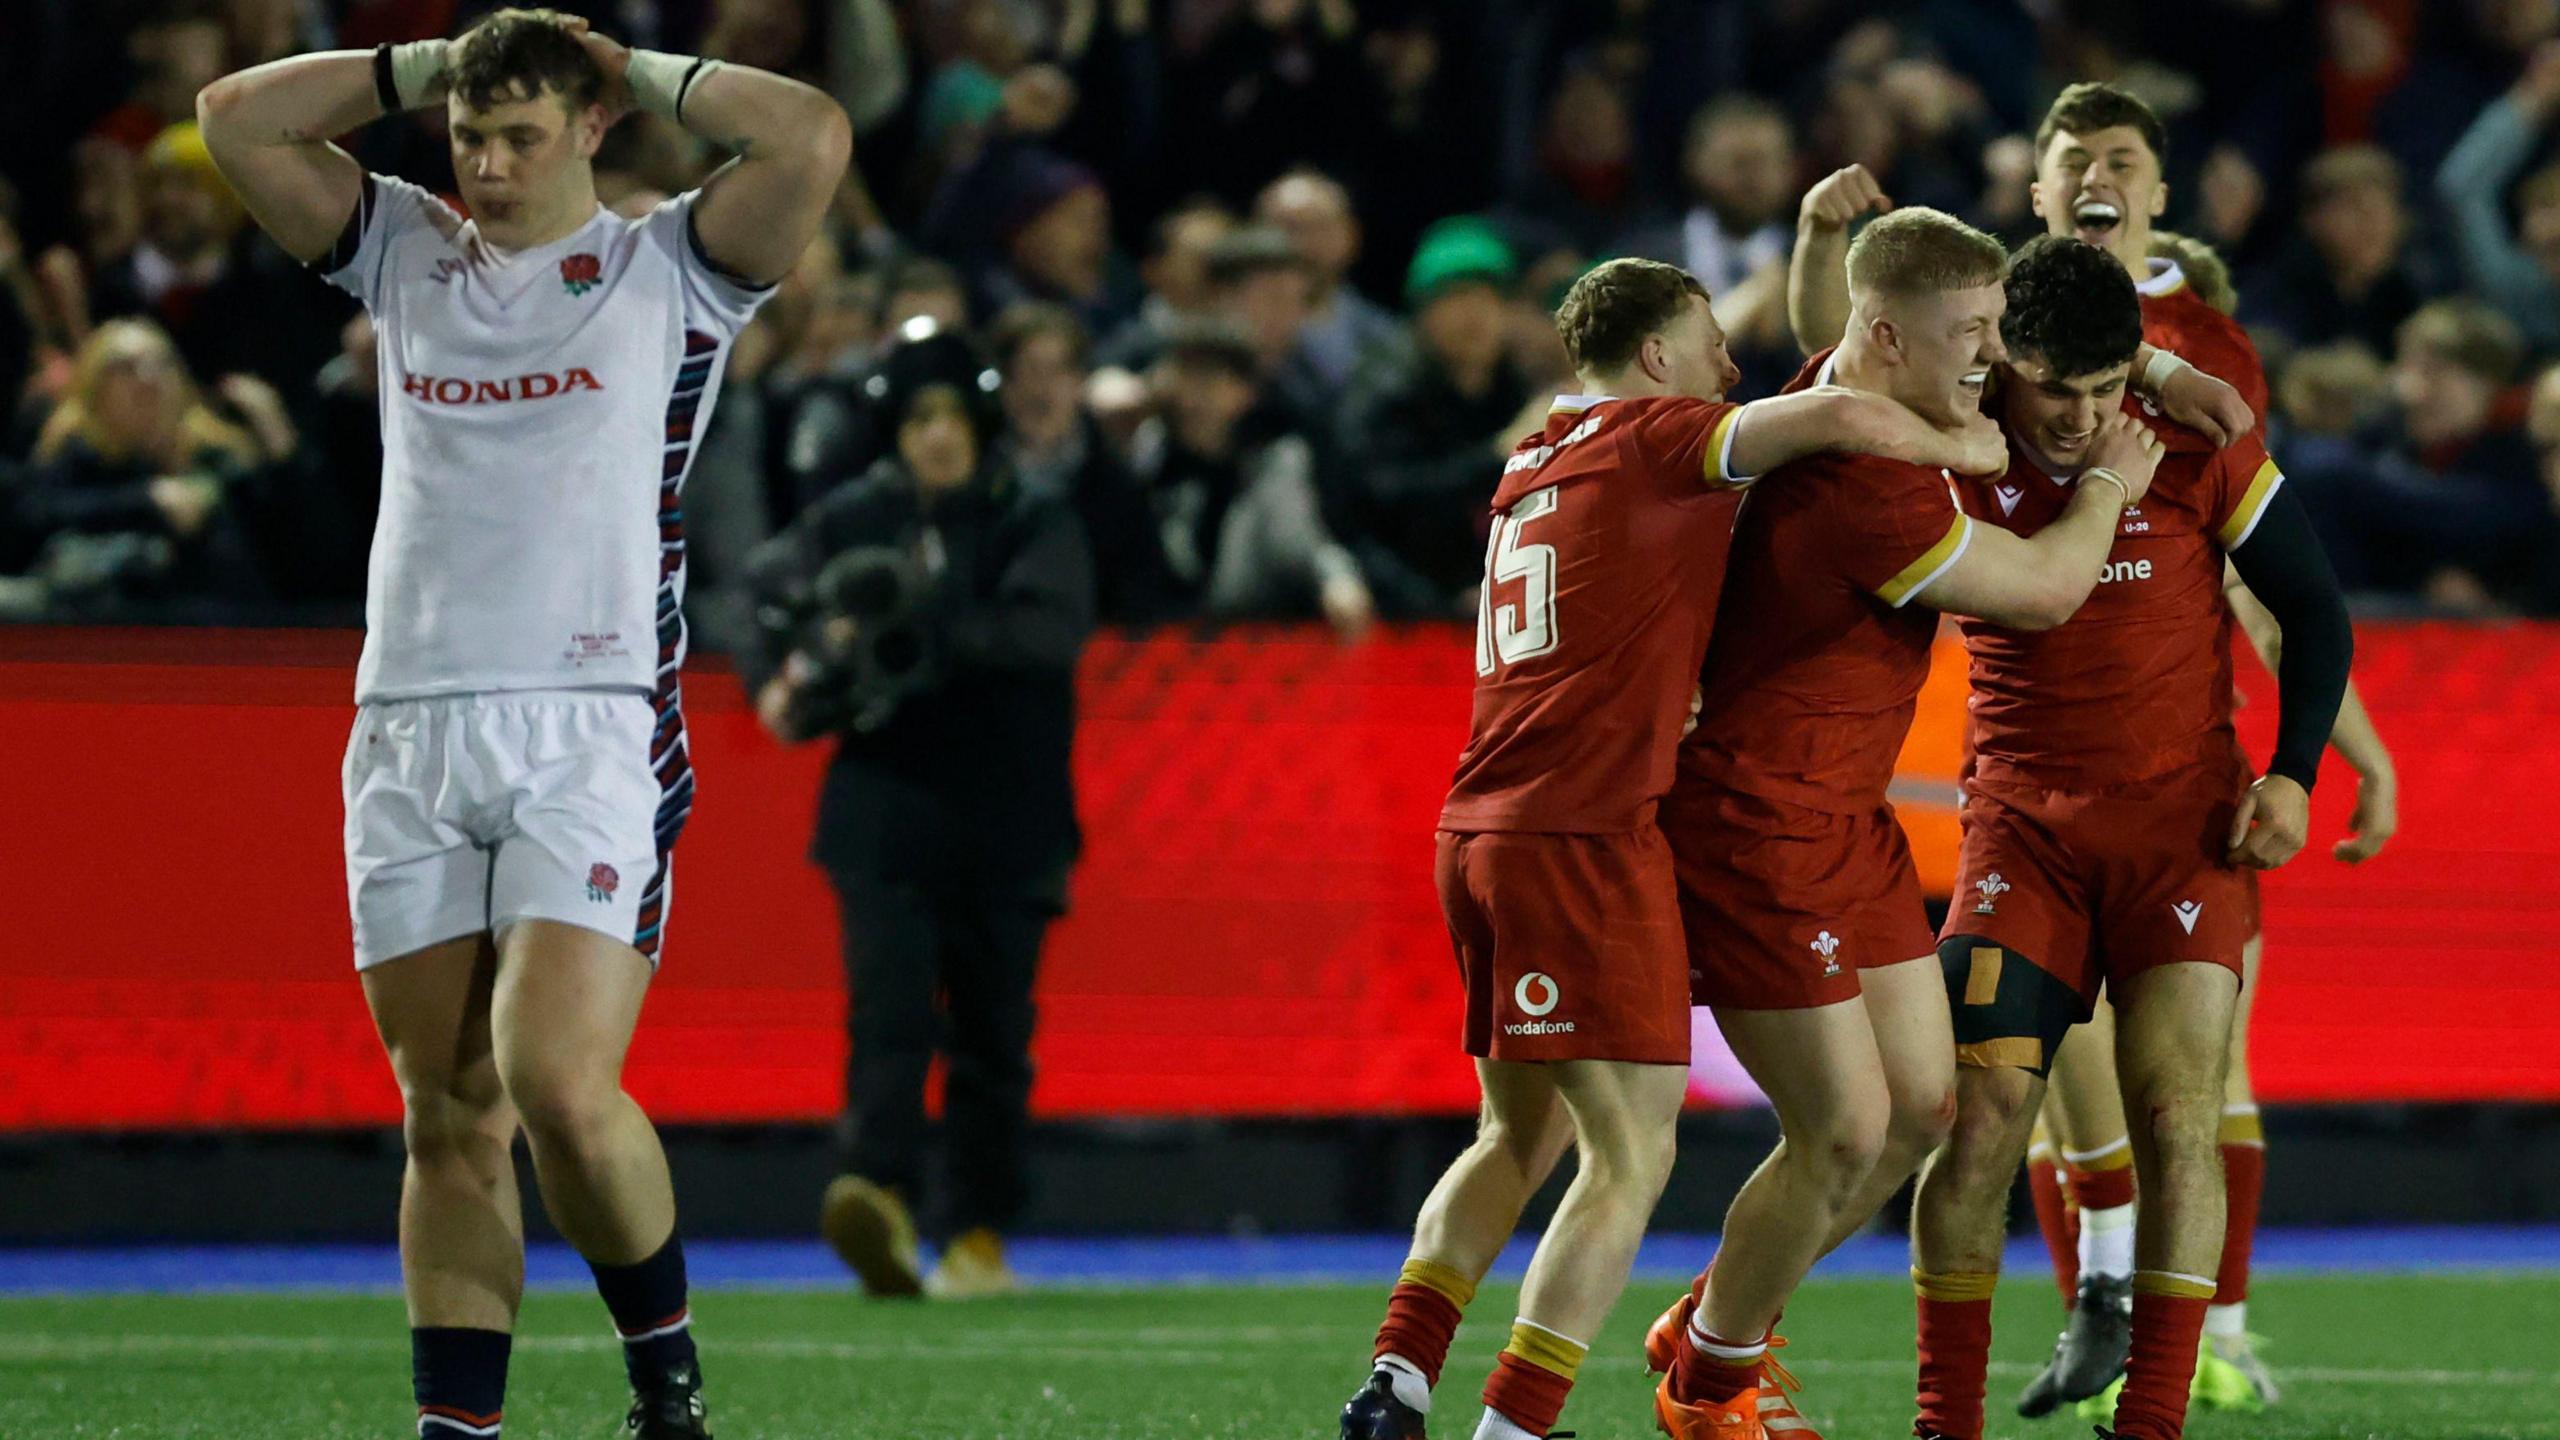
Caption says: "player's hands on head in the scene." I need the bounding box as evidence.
[2157,362,2253,448]
[2227,772,2311,869]
[2083,410,2163,507]
[1799,164,1891,233]
[555,16,636,126]
[2333,767,2398,864]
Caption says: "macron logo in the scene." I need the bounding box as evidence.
[1994,485,2024,515]
[2171,900,2203,934]
[401,368,604,406]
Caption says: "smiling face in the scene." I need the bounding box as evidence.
[1877,283,2007,426]
[2032,124,2167,274]
[448,87,604,248]
[1999,351,2133,468]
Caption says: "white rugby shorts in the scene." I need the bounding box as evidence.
[342,688,692,969]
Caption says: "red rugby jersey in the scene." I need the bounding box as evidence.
[1677,349,1977,815]
[1440,394,1754,833]
[1950,402,2287,791]
[2140,256,2269,424]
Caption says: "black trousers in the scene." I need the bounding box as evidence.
[828,868,1052,1235]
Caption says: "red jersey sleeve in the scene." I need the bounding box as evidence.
[1621,398,1752,492]
[1826,462,1976,608]
[2207,430,2287,551]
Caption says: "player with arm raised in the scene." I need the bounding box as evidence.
[196,11,847,1438]
[1643,210,2168,1440]
[1342,257,2007,1440]
[1908,235,2352,1440]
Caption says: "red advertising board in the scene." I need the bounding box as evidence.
[2,622,2555,1132]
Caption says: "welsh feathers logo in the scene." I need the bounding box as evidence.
[1810,930,1842,976]
[560,252,602,296]
[587,863,620,903]
[1974,872,2010,915]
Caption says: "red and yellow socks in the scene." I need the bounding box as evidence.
[2026,1128,2078,1300]
[1913,1269,1997,1440]
[2215,1107,2265,1309]
[1480,1319,1586,1438]
[2114,1271,2215,1440]
[1373,1256,1476,1410]
[413,1325,510,1439]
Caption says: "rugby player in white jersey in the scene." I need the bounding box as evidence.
[197,11,847,1436]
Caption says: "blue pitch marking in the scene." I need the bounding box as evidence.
[5,1227,2558,1297]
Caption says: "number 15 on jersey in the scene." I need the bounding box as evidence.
[1476,485,1560,675]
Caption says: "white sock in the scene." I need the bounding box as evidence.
[1685,1313,1768,1365]
[1473,1408,1541,1440]
[2204,1301,2247,1338]
[2079,1202,2135,1280]
[1375,1353,1432,1413]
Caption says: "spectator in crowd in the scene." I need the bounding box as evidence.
[2245,145,2432,356]
[746,326,1092,1302]
[878,253,972,336]
[1506,58,1651,256]
[1128,316,1372,636]
[926,138,1137,335]
[2438,41,2560,349]
[1095,196,1235,370]
[2521,360,2560,613]
[1160,0,1364,208]
[1336,216,1537,619]
[990,300,1176,622]
[2298,300,2549,612]
[88,123,351,398]
[5,318,286,611]
[1619,97,1798,303]
[1203,224,1331,427]
[1256,169,1401,392]
[1339,0,1497,303]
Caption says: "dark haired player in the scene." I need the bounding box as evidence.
[197,9,848,1436]
[1340,256,2009,1440]
[1906,236,2352,1440]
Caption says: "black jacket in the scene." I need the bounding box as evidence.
[745,459,1095,900]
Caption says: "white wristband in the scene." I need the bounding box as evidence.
[388,39,451,112]
[2142,347,2192,396]
[2083,467,2133,511]
[626,49,721,124]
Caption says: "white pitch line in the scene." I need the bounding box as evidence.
[14,1332,2559,1389]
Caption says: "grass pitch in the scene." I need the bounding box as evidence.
[7,1270,2556,1438]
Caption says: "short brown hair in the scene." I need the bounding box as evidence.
[2035,82,2167,169]
[2397,298,2525,385]
[990,301,1090,369]
[451,8,603,115]
[1554,258,1709,374]
[1845,207,2006,300]
[2148,230,2237,315]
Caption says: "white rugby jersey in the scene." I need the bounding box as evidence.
[321,174,769,703]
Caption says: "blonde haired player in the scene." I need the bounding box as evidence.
[197,10,848,1437]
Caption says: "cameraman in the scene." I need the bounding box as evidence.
[744,326,1094,1299]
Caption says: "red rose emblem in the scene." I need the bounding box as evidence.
[560,253,602,295]
[588,862,619,896]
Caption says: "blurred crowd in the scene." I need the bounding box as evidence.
[5,0,2560,631]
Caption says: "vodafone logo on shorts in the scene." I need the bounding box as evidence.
[1513,972,1559,1015]
[1505,972,1575,1036]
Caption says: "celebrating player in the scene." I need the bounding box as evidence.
[1905,236,2353,1440]
[1643,208,2182,1440]
[1341,257,2008,1440]
[197,11,847,1437]
[1788,83,2398,1415]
